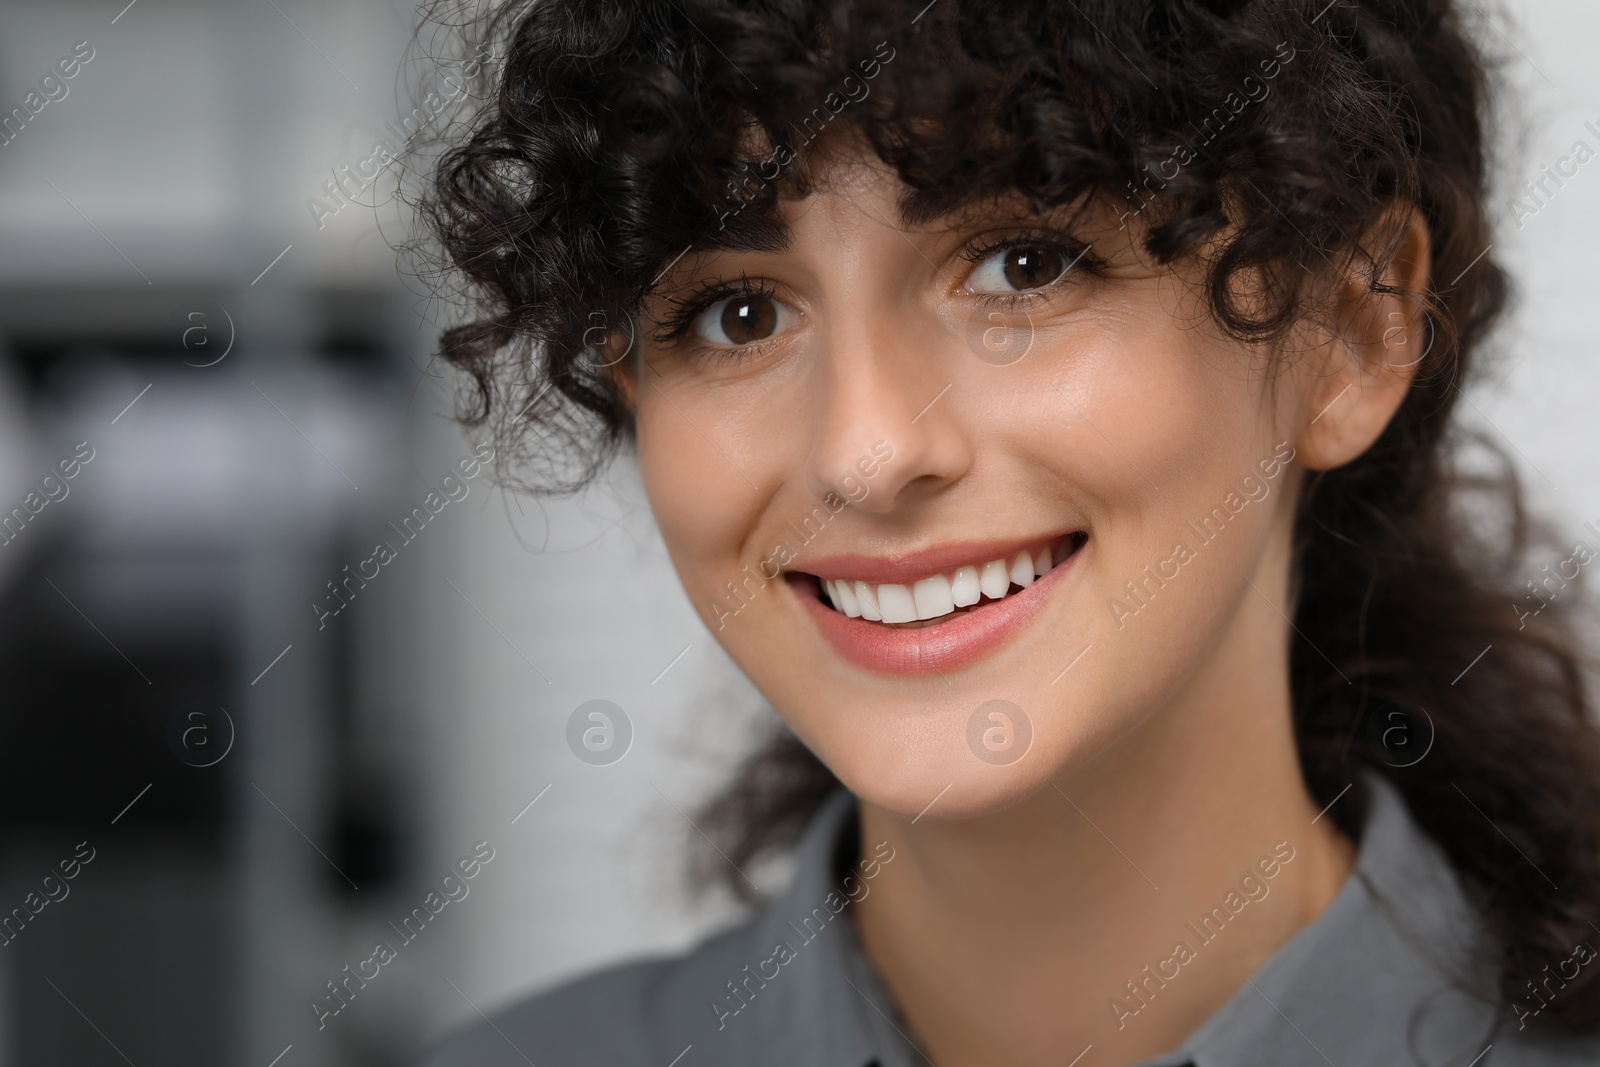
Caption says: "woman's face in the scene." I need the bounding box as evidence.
[629,154,1318,818]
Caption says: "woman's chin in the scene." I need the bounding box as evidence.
[816,723,1078,822]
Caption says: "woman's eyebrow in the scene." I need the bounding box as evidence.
[661,186,1104,295]
[690,215,793,261]
[641,223,792,301]
[910,193,1102,236]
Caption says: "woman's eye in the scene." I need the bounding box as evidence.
[967,245,1071,294]
[693,293,796,346]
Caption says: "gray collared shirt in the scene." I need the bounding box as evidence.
[424,774,1600,1066]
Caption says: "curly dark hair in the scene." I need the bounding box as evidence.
[414,0,1600,1034]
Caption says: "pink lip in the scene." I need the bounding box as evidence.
[800,536,1074,584]
[792,536,1085,675]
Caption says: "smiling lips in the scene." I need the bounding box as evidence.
[792,532,1086,674]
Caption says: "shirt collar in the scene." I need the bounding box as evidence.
[1154,771,1502,1067]
[730,788,911,1067]
[755,772,1522,1067]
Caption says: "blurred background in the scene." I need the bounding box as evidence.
[0,0,1595,1064]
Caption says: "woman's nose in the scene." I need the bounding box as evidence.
[803,309,975,515]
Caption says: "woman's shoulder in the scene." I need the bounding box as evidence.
[419,919,761,1067]
[419,789,875,1067]
[1180,771,1600,1066]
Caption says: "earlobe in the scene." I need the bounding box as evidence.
[596,329,640,410]
[608,350,640,410]
[1292,204,1432,472]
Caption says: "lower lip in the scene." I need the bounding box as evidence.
[794,546,1082,675]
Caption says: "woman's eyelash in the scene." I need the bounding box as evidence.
[649,230,1100,344]
[651,275,776,343]
[958,230,1108,275]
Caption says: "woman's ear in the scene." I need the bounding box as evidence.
[592,316,640,409]
[1292,203,1432,472]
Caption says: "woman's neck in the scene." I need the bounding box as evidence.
[852,596,1356,1067]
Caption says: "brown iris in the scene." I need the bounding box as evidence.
[1001,247,1066,290]
[720,296,779,344]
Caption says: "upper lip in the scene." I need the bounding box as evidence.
[792,532,1080,584]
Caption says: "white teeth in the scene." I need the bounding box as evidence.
[853,581,883,621]
[833,579,862,618]
[876,583,918,624]
[820,540,1070,622]
[979,559,1011,600]
[913,575,956,620]
[951,565,981,607]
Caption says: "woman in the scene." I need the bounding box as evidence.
[416,0,1600,1063]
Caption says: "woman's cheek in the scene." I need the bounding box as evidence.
[636,399,748,592]
[635,381,798,638]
